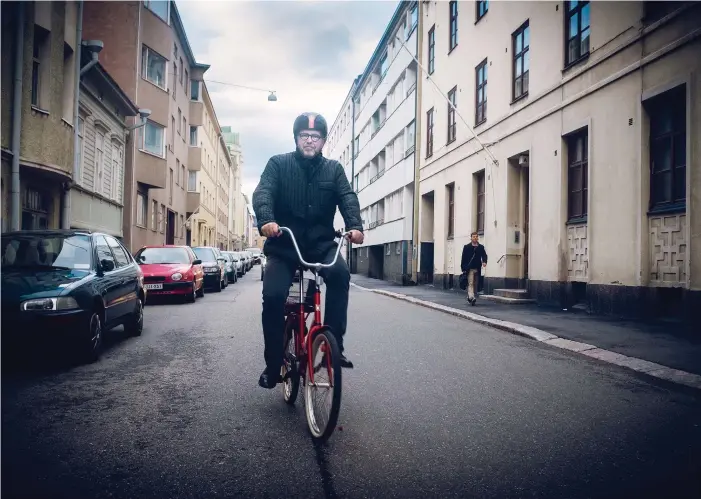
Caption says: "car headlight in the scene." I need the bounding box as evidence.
[171,272,183,281]
[205,266,218,273]
[21,296,79,311]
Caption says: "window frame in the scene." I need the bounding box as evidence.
[447,86,457,144]
[476,0,488,22]
[447,182,455,239]
[564,0,590,68]
[144,0,170,24]
[512,20,530,102]
[566,129,589,222]
[141,45,167,90]
[142,120,166,158]
[449,1,458,52]
[426,108,434,158]
[475,58,488,126]
[428,25,436,75]
[475,171,485,234]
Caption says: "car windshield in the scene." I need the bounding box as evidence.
[135,247,190,264]
[193,247,216,261]
[1,233,92,270]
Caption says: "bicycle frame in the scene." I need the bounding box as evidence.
[280,226,350,386]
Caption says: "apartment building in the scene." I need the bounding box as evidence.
[324,79,358,263]
[215,130,232,250]
[185,81,225,247]
[222,126,246,250]
[1,1,79,232]
[83,0,210,252]
[341,1,419,284]
[70,50,140,237]
[417,0,700,323]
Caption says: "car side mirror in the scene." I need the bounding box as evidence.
[101,259,115,272]
[192,259,202,265]
[217,257,225,262]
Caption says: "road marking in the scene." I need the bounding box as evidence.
[350,283,701,391]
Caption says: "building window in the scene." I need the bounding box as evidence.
[567,129,588,221]
[136,192,147,227]
[144,0,169,24]
[475,171,485,233]
[189,126,198,146]
[177,108,182,135]
[172,63,177,99]
[190,80,200,100]
[476,0,488,21]
[176,159,180,185]
[427,25,435,74]
[647,85,686,212]
[183,117,187,141]
[185,70,189,95]
[181,164,186,190]
[77,117,85,183]
[447,86,457,144]
[95,132,105,194]
[169,168,174,205]
[449,1,458,51]
[475,59,488,125]
[188,170,197,191]
[171,116,176,148]
[512,21,530,101]
[142,120,165,157]
[32,26,50,109]
[179,57,184,84]
[447,183,455,238]
[151,200,157,230]
[112,144,123,201]
[426,108,434,158]
[565,0,590,66]
[141,45,166,89]
[409,3,418,36]
[380,53,389,78]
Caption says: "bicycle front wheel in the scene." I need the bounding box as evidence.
[304,329,342,442]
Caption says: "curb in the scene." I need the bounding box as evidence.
[350,283,701,391]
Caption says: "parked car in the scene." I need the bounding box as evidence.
[243,251,253,271]
[192,246,227,292]
[246,247,262,265]
[229,251,244,277]
[221,252,238,284]
[1,229,145,361]
[133,245,204,303]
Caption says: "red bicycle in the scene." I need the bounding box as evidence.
[278,226,349,442]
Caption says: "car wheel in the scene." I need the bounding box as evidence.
[125,298,144,336]
[214,277,222,293]
[82,311,103,362]
[186,282,196,303]
[196,280,205,298]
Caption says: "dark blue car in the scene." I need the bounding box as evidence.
[1,229,145,362]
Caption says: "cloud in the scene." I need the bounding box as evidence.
[176,0,398,198]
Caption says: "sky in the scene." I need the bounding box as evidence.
[177,0,399,201]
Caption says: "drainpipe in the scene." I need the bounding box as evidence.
[10,3,25,232]
[63,0,84,229]
[349,94,356,268]
[410,1,424,285]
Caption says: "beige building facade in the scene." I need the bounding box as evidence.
[83,0,210,253]
[416,0,700,322]
[1,1,79,233]
[222,127,247,250]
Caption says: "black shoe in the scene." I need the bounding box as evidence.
[258,368,281,389]
[339,354,354,369]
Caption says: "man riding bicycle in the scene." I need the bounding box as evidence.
[252,112,364,389]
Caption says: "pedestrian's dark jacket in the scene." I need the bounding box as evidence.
[461,243,488,272]
[252,151,363,264]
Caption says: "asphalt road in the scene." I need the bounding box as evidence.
[2,266,701,499]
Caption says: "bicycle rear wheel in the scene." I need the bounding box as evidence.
[281,322,300,405]
[304,329,342,442]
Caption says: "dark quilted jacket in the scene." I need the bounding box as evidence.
[252,151,363,263]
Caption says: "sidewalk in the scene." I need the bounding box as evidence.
[350,274,701,386]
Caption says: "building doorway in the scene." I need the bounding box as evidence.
[21,186,51,230]
[166,210,176,244]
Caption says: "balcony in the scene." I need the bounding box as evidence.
[188,146,202,171]
[189,101,204,127]
[187,191,201,213]
[136,150,167,189]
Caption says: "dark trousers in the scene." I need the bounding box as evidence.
[261,246,350,373]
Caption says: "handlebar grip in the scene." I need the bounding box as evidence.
[334,230,343,238]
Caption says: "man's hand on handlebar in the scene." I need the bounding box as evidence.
[347,230,364,245]
[261,222,281,238]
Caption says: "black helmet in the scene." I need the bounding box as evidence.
[293,112,328,139]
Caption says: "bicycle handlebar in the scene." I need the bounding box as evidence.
[278,226,351,270]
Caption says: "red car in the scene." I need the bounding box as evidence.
[133,245,204,303]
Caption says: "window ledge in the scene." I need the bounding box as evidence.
[31,106,50,116]
[566,216,588,225]
[510,92,529,106]
[563,53,590,73]
[61,118,74,129]
[141,76,168,94]
[448,44,458,56]
[647,203,686,216]
[139,148,166,160]
[475,118,487,128]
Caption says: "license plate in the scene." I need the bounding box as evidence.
[145,284,163,290]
